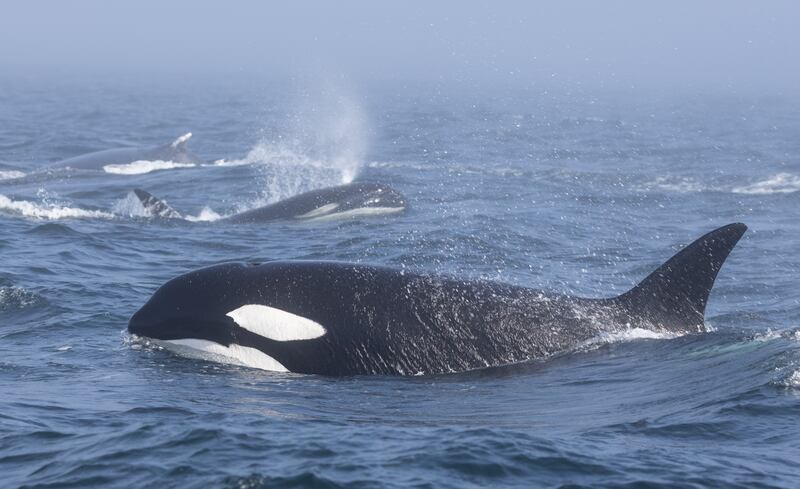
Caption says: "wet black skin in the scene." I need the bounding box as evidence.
[222,183,407,223]
[133,182,407,223]
[129,224,747,376]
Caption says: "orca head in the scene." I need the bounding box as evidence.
[129,262,327,372]
[348,183,407,210]
[128,263,247,346]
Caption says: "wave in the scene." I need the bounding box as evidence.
[103,160,196,175]
[25,222,83,236]
[0,194,114,220]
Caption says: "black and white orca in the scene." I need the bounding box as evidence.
[52,133,204,172]
[128,223,747,376]
[131,182,407,223]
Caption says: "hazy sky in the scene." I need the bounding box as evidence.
[1,1,797,92]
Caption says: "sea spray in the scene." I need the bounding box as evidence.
[228,85,368,209]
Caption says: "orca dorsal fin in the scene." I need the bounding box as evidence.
[170,132,192,149]
[132,189,182,219]
[614,223,747,331]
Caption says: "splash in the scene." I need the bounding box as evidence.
[781,329,800,389]
[112,192,151,217]
[0,194,114,220]
[786,370,800,388]
[581,326,682,351]
[228,86,367,207]
[184,207,223,222]
[752,328,783,342]
[597,327,681,342]
[0,286,44,311]
[112,192,223,222]
[103,160,196,175]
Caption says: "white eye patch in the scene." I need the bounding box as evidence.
[226,304,326,341]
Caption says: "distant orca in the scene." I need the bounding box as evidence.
[52,133,204,171]
[131,182,407,223]
[128,223,747,376]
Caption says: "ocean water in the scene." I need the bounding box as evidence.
[0,77,798,488]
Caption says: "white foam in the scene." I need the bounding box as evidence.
[207,158,249,167]
[0,170,25,180]
[598,327,680,342]
[786,370,800,388]
[103,160,196,175]
[583,327,682,349]
[752,328,783,342]
[184,206,223,222]
[0,286,41,309]
[731,173,800,195]
[226,304,326,341]
[155,338,289,372]
[0,194,114,220]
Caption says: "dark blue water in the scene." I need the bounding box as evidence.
[1,78,799,488]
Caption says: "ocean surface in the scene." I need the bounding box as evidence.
[0,77,798,488]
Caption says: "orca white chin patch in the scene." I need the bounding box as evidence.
[304,206,405,222]
[296,203,340,219]
[155,338,288,372]
[226,304,326,341]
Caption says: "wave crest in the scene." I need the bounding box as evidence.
[0,194,114,220]
[103,160,196,175]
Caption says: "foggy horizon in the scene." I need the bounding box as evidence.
[1,1,798,94]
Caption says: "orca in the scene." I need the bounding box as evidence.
[128,223,747,376]
[51,133,204,173]
[131,182,407,223]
